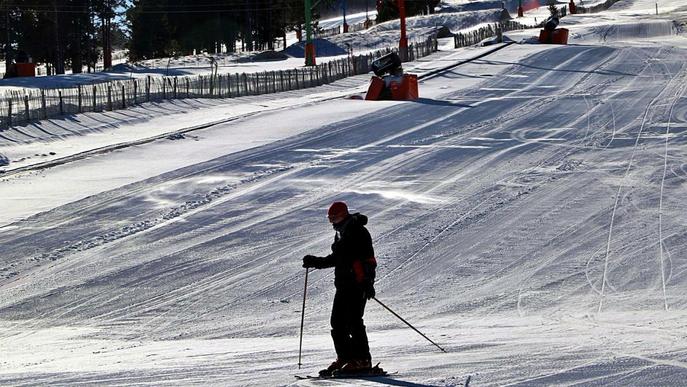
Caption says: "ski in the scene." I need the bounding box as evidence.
[295,365,390,380]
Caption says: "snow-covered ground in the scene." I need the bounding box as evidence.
[2,0,687,386]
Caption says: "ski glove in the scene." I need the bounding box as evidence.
[363,281,375,300]
[302,255,322,268]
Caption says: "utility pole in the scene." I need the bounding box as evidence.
[304,0,317,66]
[398,0,408,62]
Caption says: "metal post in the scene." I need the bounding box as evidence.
[304,0,316,66]
[298,268,310,368]
[304,0,328,66]
[398,0,409,62]
[342,0,348,33]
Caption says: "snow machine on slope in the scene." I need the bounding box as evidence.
[365,52,418,101]
[538,16,569,45]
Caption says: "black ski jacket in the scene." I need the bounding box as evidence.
[311,213,376,290]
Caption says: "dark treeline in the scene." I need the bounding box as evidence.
[1,0,124,76]
[127,0,439,61]
[127,0,337,61]
[319,0,439,20]
[375,0,440,23]
[1,0,442,73]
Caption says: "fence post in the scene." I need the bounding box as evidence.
[174,77,178,98]
[280,71,285,92]
[24,95,30,124]
[133,80,138,105]
[59,90,64,115]
[121,84,126,108]
[92,85,97,111]
[7,99,12,127]
[41,90,47,119]
[78,85,82,113]
[107,86,112,111]
[242,73,248,96]
[162,78,167,99]
[234,73,239,96]
[186,77,190,97]
[146,76,151,102]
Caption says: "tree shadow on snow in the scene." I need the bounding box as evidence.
[472,58,636,77]
[356,376,442,387]
[413,98,473,108]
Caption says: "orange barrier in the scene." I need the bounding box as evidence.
[365,76,386,100]
[539,28,569,45]
[391,74,418,100]
[365,74,419,101]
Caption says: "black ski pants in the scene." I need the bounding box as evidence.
[330,288,371,362]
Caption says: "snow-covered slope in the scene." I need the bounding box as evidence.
[2,1,687,386]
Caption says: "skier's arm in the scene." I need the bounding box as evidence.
[302,254,335,269]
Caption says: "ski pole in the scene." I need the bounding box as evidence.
[372,296,447,353]
[298,268,310,369]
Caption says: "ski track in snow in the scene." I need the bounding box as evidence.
[597,47,687,315]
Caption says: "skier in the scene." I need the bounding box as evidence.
[302,201,377,376]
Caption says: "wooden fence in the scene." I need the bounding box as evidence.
[0,38,437,130]
[454,7,568,48]
[317,20,375,39]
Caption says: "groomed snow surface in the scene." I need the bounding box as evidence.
[2,0,687,386]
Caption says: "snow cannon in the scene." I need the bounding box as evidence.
[365,52,419,101]
[539,16,569,45]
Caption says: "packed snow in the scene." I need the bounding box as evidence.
[2,0,687,386]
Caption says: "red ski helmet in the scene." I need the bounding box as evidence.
[327,201,349,220]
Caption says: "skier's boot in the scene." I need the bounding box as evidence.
[336,358,372,375]
[319,358,346,377]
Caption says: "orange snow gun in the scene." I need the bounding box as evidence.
[365,52,419,101]
[539,16,569,45]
